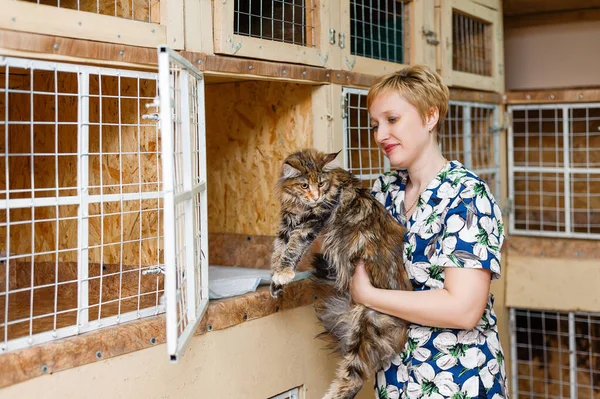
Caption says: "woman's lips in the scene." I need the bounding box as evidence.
[384,144,398,153]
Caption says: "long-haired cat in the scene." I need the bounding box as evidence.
[270,148,412,399]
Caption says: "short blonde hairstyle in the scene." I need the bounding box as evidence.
[367,65,450,132]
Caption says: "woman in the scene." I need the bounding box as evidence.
[351,65,508,399]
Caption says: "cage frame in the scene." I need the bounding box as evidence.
[0,0,184,49]
[337,0,432,75]
[212,0,331,67]
[439,0,504,92]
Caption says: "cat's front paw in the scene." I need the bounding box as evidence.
[271,268,296,286]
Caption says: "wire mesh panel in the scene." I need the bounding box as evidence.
[508,104,600,238]
[234,0,314,46]
[439,101,501,198]
[452,10,492,76]
[343,88,390,189]
[510,308,600,399]
[18,0,160,22]
[350,0,410,64]
[0,56,164,353]
[158,46,208,362]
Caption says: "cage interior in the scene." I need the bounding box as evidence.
[19,0,160,22]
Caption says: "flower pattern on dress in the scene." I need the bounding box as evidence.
[372,161,508,399]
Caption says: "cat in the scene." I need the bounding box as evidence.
[269,148,412,399]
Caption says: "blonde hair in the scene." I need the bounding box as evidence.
[367,65,450,132]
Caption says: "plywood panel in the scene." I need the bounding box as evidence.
[506,255,600,312]
[205,80,313,236]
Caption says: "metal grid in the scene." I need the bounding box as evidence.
[343,88,390,189]
[0,56,164,353]
[439,101,501,199]
[20,0,159,23]
[510,308,600,399]
[234,0,314,47]
[508,104,600,239]
[452,10,492,76]
[350,0,410,64]
[158,47,208,362]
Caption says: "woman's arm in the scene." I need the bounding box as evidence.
[350,261,491,330]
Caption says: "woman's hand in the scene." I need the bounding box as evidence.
[350,260,375,306]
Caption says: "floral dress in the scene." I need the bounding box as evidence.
[371,160,508,399]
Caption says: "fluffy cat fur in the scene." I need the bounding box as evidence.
[270,148,412,399]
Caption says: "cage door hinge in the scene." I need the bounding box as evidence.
[338,33,346,49]
[341,94,348,119]
[489,111,511,134]
[422,28,439,45]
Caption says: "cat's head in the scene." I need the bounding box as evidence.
[277,149,341,207]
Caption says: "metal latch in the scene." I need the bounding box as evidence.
[329,29,336,45]
[422,28,439,45]
[142,265,165,276]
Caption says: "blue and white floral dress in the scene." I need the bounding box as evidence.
[371,160,508,399]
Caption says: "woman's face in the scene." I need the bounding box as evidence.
[369,90,436,168]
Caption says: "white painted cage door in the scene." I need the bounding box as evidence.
[158,46,209,362]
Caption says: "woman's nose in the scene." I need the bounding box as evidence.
[375,126,388,143]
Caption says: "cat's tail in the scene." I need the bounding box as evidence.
[313,293,353,354]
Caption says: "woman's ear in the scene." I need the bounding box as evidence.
[426,107,440,132]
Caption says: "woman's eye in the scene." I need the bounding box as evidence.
[388,117,397,123]
[301,183,309,189]
[371,125,378,132]
[318,182,325,187]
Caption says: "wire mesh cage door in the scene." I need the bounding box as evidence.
[439,101,501,199]
[507,104,600,239]
[1,56,165,353]
[213,0,328,67]
[158,46,209,362]
[340,0,418,75]
[342,87,390,189]
[440,0,503,92]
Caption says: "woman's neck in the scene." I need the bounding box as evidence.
[406,145,447,190]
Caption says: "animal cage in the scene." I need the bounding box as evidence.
[1,0,178,48]
[439,0,503,92]
[342,87,501,198]
[0,51,209,361]
[510,308,600,399]
[213,0,329,67]
[508,103,600,239]
[339,0,416,75]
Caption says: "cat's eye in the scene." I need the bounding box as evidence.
[301,183,309,189]
[318,182,325,187]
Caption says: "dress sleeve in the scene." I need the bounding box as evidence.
[433,187,505,280]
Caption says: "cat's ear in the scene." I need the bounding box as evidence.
[322,151,341,171]
[282,163,301,179]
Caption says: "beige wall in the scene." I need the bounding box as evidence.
[504,17,600,90]
[0,306,343,399]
